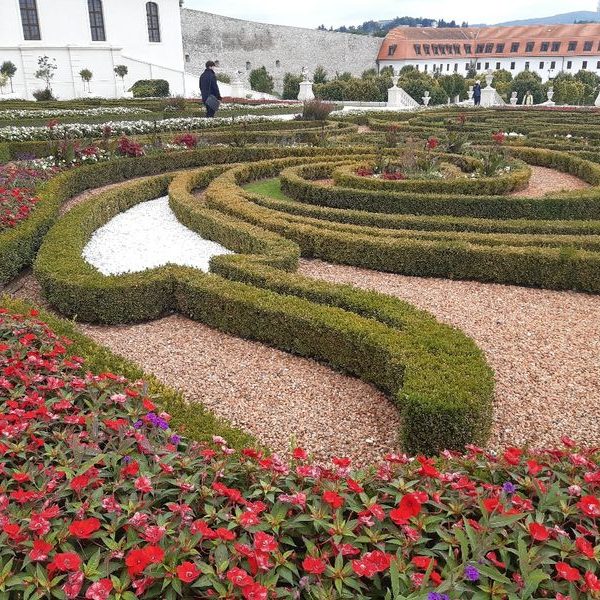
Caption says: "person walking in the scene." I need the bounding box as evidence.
[473,80,482,106]
[200,60,222,118]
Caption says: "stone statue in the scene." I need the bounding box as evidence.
[301,66,310,82]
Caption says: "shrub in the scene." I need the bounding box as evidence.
[32,88,56,102]
[0,305,597,599]
[282,72,302,100]
[130,79,170,98]
[216,72,232,84]
[173,132,198,148]
[113,64,128,82]
[302,99,335,121]
[249,67,274,94]
[116,136,144,157]
[161,95,186,112]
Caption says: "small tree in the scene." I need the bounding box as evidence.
[114,64,128,84]
[0,61,17,93]
[35,55,57,91]
[313,65,328,84]
[0,73,8,95]
[282,72,302,100]
[249,66,274,94]
[79,68,93,93]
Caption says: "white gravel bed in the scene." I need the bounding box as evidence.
[299,259,600,451]
[82,196,232,275]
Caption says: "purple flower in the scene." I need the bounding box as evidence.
[123,456,132,464]
[170,435,181,445]
[133,420,144,429]
[503,482,516,495]
[428,594,450,600]
[465,565,480,582]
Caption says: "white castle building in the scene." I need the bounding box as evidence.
[0,0,190,99]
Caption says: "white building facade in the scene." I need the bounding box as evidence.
[0,0,188,99]
[378,24,600,83]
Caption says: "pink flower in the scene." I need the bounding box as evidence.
[134,476,153,493]
[85,579,112,600]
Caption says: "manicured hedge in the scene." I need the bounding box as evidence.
[33,166,494,455]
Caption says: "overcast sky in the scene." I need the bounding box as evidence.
[184,0,598,28]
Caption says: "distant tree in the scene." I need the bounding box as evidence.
[492,69,513,100]
[114,64,128,84]
[552,72,586,105]
[0,61,17,93]
[282,72,302,99]
[313,65,328,84]
[79,68,93,92]
[249,66,274,94]
[34,55,57,91]
[317,24,327,30]
[574,69,600,104]
[509,71,546,104]
[361,68,378,79]
[334,71,353,81]
[439,73,467,100]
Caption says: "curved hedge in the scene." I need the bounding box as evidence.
[33,161,494,455]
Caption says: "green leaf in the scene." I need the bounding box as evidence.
[522,569,551,599]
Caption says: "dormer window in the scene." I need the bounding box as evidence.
[540,42,549,52]
[388,44,397,56]
[484,43,493,53]
[464,44,472,54]
[552,42,561,51]
[568,41,577,51]
[511,42,520,52]
[584,41,593,51]
[496,43,505,53]
[19,0,41,40]
[423,44,431,54]
[413,44,422,55]
[525,42,535,52]
[476,44,484,53]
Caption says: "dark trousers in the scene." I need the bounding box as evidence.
[474,96,481,106]
[205,105,216,118]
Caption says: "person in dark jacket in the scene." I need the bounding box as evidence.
[473,81,482,106]
[199,60,222,118]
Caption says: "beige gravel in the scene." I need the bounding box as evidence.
[510,165,590,197]
[299,259,600,451]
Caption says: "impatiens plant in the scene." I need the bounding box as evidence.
[0,307,599,599]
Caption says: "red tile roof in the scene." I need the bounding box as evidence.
[378,23,600,61]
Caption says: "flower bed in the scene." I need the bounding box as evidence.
[0,306,598,599]
[0,106,151,120]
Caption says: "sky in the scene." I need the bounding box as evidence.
[184,0,598,28]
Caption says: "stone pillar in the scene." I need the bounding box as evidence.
[298,80,315,101]
[510,92,518,106]
[595,90,600,107]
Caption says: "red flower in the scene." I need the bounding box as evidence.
[227,567,254,587]
[528,523,549,542]
[254,532,278,553]
[144,545,164,564]
[292,447,308,460]
[352,557,378,578]
[68,518,101,539]
[585,571,600,592]
[50,553,81,572]
[302,556,327,575]
[486,551,506,569]
[426,137,439,150]
[125,549,150,576]
[575,537,595,558]
[390,493,422,524]
[578,495,600,518]
[176,561,201,583]
[29,539,53,561]
[323,490,344,509]
[242,583,269,600]
[122,460,139,477]
[63,571,84,599]
[85,579,112,600]
[503,447,522,465]
[134,476,153,493]
[556,562,581,582]
[492,131,506,144]
[412,556,437,570]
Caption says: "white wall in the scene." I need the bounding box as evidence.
[0,0,186,99]
[379,55,600,82]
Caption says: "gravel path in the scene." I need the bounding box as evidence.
[510,165,590,197]
[298,259,600,450]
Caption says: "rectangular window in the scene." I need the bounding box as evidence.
[485,43,494,53]
[597,60,600,69]
[539,61,544,69]
[485,61,490,69]
[454,63,458,72]
[525,61,530,70]
[510,61,516,70]
[454,44,461,54]
[423,44,431,55]
[568,41,577,51]
[525,42,535,52]
[584,41,593,51]
[440,45,446,55]
[388,44,397,56]
[433,45,440,55]
[476,44,484,53]
[476,62,481,70]
[496,43,505,53]
[496,61,501,70]
[551,61,556,69]
[511,42,520,52]
[447,63,450,71]
[88,0,106,41]
[146,2,161,43]
[19,0,41,40]
[414,44,421,55]
[464,44,472,54]
[583,60,588,69]
[540,42,549,52]
[424,64,428,72]
[551,42,561,51]
[567,60,572,69]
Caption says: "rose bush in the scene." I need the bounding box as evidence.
[0,307,599,599]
